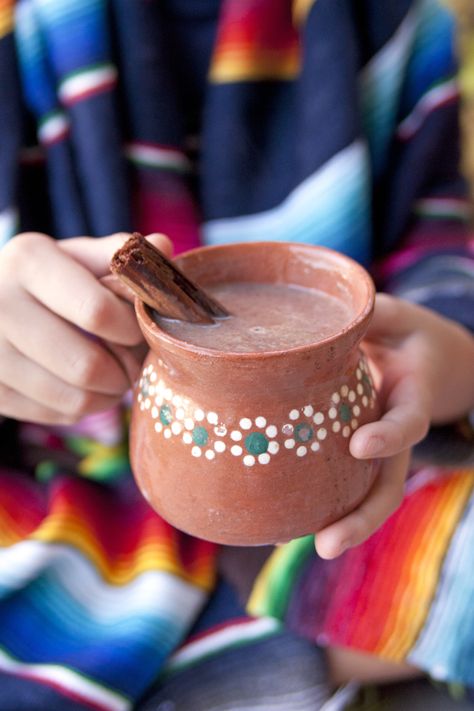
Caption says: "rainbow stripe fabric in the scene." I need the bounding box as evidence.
[0,463,216,710]
[249,468,474,684]
[0,0,473,708]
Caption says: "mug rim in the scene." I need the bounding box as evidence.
[135,241,375,361]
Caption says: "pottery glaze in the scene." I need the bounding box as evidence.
[130,242,380,545]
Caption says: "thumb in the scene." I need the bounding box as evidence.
[58,232,173,277]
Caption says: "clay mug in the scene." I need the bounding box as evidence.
[130,242,380,545]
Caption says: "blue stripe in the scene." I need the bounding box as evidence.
[409,490,474,684]
[401,0,456,114]
[204,142,372,266]
[0,576,189,696]
[35,0,111,77]
[15,0,58,116]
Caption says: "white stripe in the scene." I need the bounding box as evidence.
[38,113,69,144]
[59,65,117,103]
[414,197,472,218]
[360,6,417,91]
[125,144,191,171]
[359,5,418,163]
[203,141,369,246]
[167,617,281,669]
[0,207,17,247]
[227,684,337,711]
[408,491,474,674]
[0,541,205,622]
[397,78,458,139]
[0,648,130,711]
[320,683,360,711]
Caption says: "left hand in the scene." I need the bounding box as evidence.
[315,293,474,559]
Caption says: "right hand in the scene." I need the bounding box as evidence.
[0,231,172,425]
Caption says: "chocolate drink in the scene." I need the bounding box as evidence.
[155,282,352,353]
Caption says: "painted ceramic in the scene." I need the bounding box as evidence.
[130,242,380,546]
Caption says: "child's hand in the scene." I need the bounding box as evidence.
[316,294,474,559]
[0,232,171,425]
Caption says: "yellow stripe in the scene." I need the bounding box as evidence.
[0,5,14,39]
[247,543,290,614]
[210,51,300,83]
[33,514,214,589]
[378,472,473,660]
[292,0,317,27]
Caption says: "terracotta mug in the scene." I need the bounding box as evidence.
[130,242,380,545]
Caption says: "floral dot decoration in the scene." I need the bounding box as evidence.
[137,356,376,466]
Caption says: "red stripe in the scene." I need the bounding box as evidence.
[3,669,117,711]
[62,79,117,107]
[180,616,256,647]
[213,0,298,58]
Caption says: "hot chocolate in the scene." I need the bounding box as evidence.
[155,282,352,352]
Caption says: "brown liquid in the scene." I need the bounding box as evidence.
[155,282,352,353]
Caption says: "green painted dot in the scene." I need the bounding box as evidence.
[245,432,269,455]
[160,405,173,425]
[140,377,150,397]
[192,426,208,446]
[294,423,314,442]
[339,403,351,422]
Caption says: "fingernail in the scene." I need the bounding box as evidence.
[364,435,386,457]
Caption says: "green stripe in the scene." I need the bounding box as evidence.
[163,626,281,677]
[253,536,315,620]
[39,109,65,128]
[413,205,471,222]
[0,643,132,708]
[125,155,190,174]
[59,61,115,85]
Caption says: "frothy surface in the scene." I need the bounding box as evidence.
[154,282,352,353]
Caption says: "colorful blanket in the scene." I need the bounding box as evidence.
[0,0,473,709]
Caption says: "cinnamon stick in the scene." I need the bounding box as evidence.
[110,233,230,323]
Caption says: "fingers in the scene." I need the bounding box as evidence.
[58,232,173,275]
[2,290,130,396]
[315,449,410,559]
[103,342,144,385]
[6,233,142,346]
[0,383,77,425]
[350,375,431,459]
[365,293,414,341]
[366,293,443,343]
[0,340,121,420]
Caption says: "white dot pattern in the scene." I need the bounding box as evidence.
[139,355,375,464]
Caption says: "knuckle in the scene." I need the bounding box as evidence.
[70,349,106,388]
[0,233,53,283]
[63,389,94,418]
[3,232,50,261]
[76,295,110,333]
